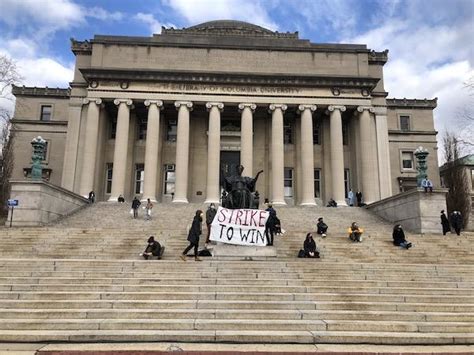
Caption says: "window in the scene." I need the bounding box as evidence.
[344,169,350,198]
[401,151,414,170]
[42,141,48,161]
[342,120,349,145]
[284,167,293,197]
[284,119,293,144]
[137,117,147,140]
[164,164,176,194]
[105,163,113,194]
[313,123,321,145]
[167,120,177,142]
[40,105,52,121]
[400,115,410,132]
[314,169,321,198]
[471,169,474,190]
[109,119,117,139]
[135,164,145,194]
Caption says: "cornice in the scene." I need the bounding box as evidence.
[387,98,437,109]
[388,130,438,136]
[368,50,389,65]
[12,85,70,98]
[71,38,92,55]
[11,119,68,126]
[79,68,380,91]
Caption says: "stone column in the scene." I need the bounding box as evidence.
[62,100,84,191]
[238,103,256,176]
[269,104,287,205]
[205,102,224,204]
[298,104,317,206]
[328,105,347,206]
[79,98,102,198]
[142,100,163,202]
[358,106,378,204]
[108,99,133,201]
[374,111,392,199]
[173,101,193,203]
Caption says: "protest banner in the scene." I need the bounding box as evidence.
[210,207,269,247]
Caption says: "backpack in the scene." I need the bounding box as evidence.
[297,249,305,258]
[198,249,212,257]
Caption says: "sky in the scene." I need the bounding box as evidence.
[0,0,473,160]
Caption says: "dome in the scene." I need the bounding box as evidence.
[186,20,274,34]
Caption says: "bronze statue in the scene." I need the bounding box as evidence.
[221,165,263,209]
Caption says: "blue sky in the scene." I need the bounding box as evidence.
[0,0,473,157]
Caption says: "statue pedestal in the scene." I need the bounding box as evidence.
[209,243,277,258]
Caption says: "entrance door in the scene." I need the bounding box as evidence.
[220,151,240,179]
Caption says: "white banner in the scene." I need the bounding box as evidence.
[210,207,269,247]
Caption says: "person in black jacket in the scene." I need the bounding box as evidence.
[265,204,277,246]
[303,233,320,258]
[392,224,412,249]
[140,236,162,260]
[180,210,203,261]
[205,203,217,243]
[450,211,463,236]
[440,210,450,235]
[131,197,141,219]
[316,217,328,238]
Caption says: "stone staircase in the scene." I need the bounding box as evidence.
[0,202,472,344]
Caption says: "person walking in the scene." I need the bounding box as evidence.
[131,196,141,219]
[450,211,463,236]
[180,210,203,261]
[392,225,412,249]
[316,217,328,238]
[440,210,450,235]
[145,198,153,220]
[356,190,363,206]
[205,203,217,243]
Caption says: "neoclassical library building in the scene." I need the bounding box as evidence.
[11,20,440,206]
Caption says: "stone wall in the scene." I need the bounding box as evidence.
[366,188,448,234]
[6,180,89,227]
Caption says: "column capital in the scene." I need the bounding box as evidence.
[144,100,164,109]
[297,104,317,113]
[238,103,257,112]
[206,102,224,111]
[113,99,133,106]
[327,105,346,112]
[83,98,102,105]
[357,106,375,113]
[174,101,193,111]
[268,104,287,113]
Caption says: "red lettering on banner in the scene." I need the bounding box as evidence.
[217,208,227,223]
[250,210,259,227]
[236,210,244,225]
[259,211,266,227]
[242,210,250,226]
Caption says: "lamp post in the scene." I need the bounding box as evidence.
[414,146,429,187]
[31,136,46,180]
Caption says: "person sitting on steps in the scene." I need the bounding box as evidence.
[140,236,163,260]
[303,233,320,258]
[326,198,337,207]
[392,224,412,249]
[348,222,364,242]
[316,217,328,238]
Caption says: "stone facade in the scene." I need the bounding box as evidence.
[10,20,440,205]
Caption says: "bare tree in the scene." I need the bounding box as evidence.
[0,55,22,217]
[456,75,474,149]
[442,130,471,228]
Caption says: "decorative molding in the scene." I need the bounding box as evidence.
[268,104,288,112]
[174,101,194,110]
[356,106,375,113]
[120,81,129,90]
[297,104,317,114]
[83,98,102,105]
[205,102,225,111]
[12,85,70,98]
[89,81,99,89]
[70,38,92,55]
[368,49,389,65]
[327,105,346,112]
[113,99,133,106]
[331,87,341,96]
[387,97,438,109]
[238,103,257,112]
[144,100,164,109]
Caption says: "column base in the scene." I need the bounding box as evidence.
[334,200,348,207]
[107,196,119,202]
[172,198,189,204]
[141,198,157,203]
[300,201,317,206]
[272,200,287,206]
[204,199,220,205]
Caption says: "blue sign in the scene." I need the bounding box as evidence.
[7,199,18,207]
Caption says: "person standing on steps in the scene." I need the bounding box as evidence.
[316,217,328,238]
[180,210,203,261]
[348,189,355,206]
[144,198,153,220]
[450,211,463,236]
[265,203,277,246]
[348,222,364,242]
[205,203,217,244]
[131,196,141,219]
[356,190,363,207]
[88,191,95,204]
[440,210,450,235]
[392,224,412,249]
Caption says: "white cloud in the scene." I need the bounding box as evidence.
[87,7,124,21]
[163,0,278,31]
[134,13,177,34]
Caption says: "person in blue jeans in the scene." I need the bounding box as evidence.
[392,224,412,249]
